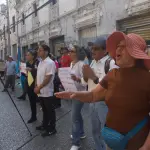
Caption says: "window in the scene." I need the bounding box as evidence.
[52,0,57,5]
[12,16,15,32]
[22,13,25,25]
[3,25,5,39]
[33,3,37,17]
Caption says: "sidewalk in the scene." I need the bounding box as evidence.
[0,81,94,150]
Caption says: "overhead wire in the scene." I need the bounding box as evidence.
[0,0,54,36]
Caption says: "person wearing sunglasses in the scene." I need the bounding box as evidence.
[68,46,87,150]
[81,36,117,150]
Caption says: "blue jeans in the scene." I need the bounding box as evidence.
[71,100,84,146]
[90,101,108,150]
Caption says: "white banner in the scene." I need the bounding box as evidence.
[58,67,77,92]
[20,62,27,74]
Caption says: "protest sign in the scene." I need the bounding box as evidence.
[58,67,77,91]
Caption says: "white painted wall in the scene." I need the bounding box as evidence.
[0,4,7,59]
[59,0,77,16]
[0,14,6,60]
[16,0,35,37]
[132,0,149,5]
[97,0,129,35]
[8,0,17,57]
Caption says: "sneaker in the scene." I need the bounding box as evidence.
[41,129,57,137]
[70,145,81,150]
[70,134,86,139]
[27,118,37,124]
[36,125,45,131]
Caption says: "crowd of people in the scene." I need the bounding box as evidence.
[1,31,150,150]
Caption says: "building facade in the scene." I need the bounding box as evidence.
[0,4,7,60]
[0,0,150,60]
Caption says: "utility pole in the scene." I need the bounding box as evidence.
[3,25,7,59]
[6,0,11,55]
[16,10,21,61]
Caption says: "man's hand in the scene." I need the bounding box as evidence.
[34,86,41,94]
[83,65,97,80]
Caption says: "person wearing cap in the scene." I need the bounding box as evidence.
[34,44,57,137]
[55,32,150,150]
[60,47,71,67]
[2,56,17,92]
[81,36,117,150]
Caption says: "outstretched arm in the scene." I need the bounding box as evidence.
[55,84,106,103]
[70,84,106,103]
[55,71,109,103]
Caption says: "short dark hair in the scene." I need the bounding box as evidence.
[63,47,68,51]
[28,50,37,60]
[34,47,38,51]
[74,45,86,61]
[40,44,50,53]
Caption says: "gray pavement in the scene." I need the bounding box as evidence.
[0,81,95,150]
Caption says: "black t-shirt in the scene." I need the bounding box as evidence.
[26,60,39,87]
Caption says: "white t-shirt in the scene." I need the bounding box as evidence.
[70,61,86,91]
[37,57,56,97]
[81,55,118,91]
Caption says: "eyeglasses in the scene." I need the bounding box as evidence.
[38,48,44,52]
[92,46,103,51]
[69,50,76,53]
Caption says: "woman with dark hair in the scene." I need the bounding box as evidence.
[26,50,39,123]
[66,45,87,150]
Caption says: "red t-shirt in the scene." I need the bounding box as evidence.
[60,55,71,67]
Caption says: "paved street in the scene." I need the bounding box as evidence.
[0,81,94,150]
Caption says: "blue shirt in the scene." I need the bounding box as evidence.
[6,61,17,75]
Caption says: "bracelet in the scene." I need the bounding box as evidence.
[93,77,99,84]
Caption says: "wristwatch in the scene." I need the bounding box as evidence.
[93,77,99,84]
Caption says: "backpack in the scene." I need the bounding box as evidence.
[104,57,112,74]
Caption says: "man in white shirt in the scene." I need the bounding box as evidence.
[34,44,56,137]
[81,37,117,150]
